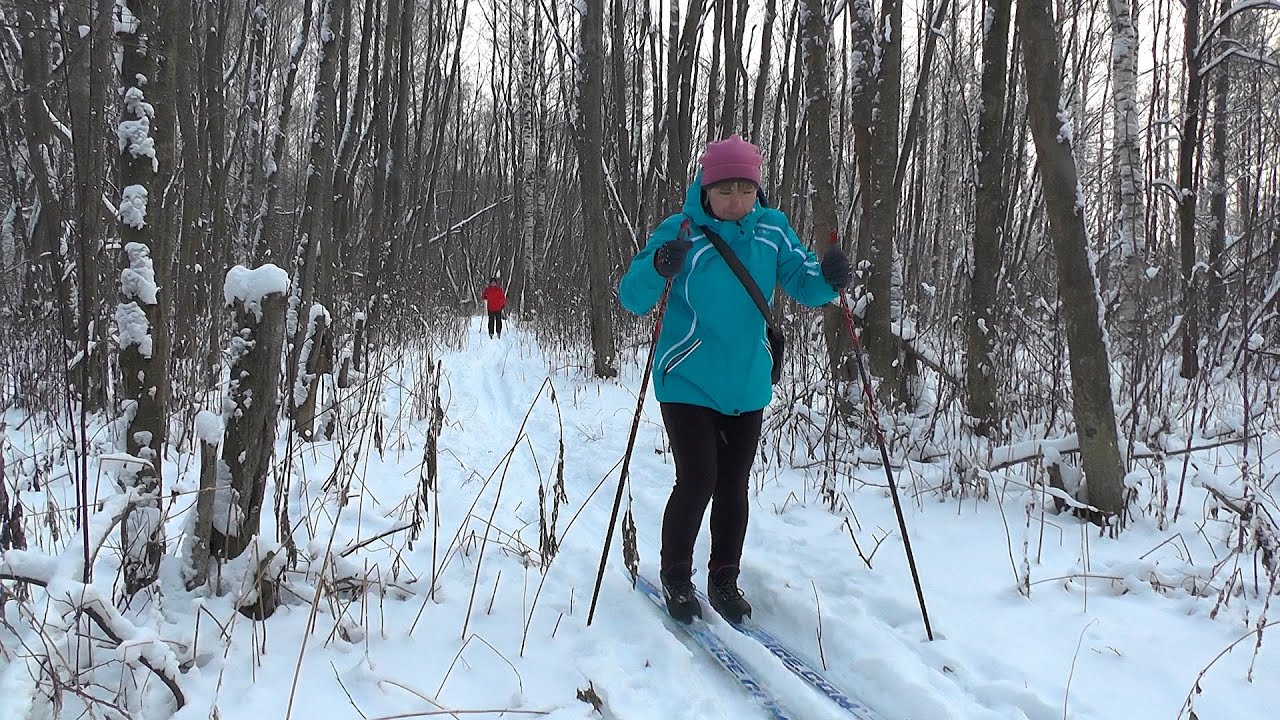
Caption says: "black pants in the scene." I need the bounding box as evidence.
[659,402,763,578]
[487,310,503,337]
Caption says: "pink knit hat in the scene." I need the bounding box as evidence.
[699,134,763,187]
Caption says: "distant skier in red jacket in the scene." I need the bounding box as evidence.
[480,277,507,338]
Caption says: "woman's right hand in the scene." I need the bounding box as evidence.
[654,239,693,279]
[821,247,852,290]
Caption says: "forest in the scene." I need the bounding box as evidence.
[0,0,1277,717]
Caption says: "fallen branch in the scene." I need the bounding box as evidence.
[987,433,1261,473]
[1,550,186,710]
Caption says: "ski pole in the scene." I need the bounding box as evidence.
[588,223,687,625]
[832,232,934,641]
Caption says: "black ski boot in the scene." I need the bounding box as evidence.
[707,566,752,624]
[660,569,702,623]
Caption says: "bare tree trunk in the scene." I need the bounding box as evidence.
[748,0,777,145]
[967,0,1013,437]
[1205,5,1232,336]
[665,0,706,209]
[609,0,638,225]
[16,5,76,350]
[170,0,203,377]
[234,4,269,263]
[705,0,723,145]
[799,0,851,383]
[1177,0,1203,378]
[718,0,743,135]
[365,0,398,338]
[775,7,805,220]
[386,0,415,278]
[892,0,950,203]
[333,0,375,304]
[578,0,618,379]
[250,0,314,261]
[63,0,115,413]
[849,0,905,401]
[203,0,230,383]
[1019,0,1127,526]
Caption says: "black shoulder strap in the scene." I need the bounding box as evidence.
[694,222,775,328]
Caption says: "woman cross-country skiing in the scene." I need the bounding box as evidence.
[619,134,851,623]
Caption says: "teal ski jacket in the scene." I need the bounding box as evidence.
[619,176,836,415]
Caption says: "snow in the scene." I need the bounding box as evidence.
[223,263,289,320]
[194,411,223,445]
[1,318,1276,719]
[118,87,157,171]
[1056,105,1074,146]
[116,318,152,363]
[120,242,158,304]
[119,184,149,229]
[116,3,139,34]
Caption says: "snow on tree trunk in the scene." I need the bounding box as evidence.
[288,0,345,441]
[187,411,222,589]
[212,265,289,561]
[1018,0,1128,526]
[116,1,171,596]
[292,305,333,441]
[115,242,166,595]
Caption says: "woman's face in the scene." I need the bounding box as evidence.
[706,180,758,221]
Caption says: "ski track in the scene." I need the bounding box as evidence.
[132,317,1274,720]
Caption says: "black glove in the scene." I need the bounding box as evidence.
[821,247,852,290]
[653,239,693,279]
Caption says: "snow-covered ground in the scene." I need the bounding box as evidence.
[2,316,1276,719]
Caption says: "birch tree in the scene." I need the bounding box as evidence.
[1109,0,1149,352]
[512,0,541,310]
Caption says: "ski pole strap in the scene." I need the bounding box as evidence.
[690,220,775,331]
